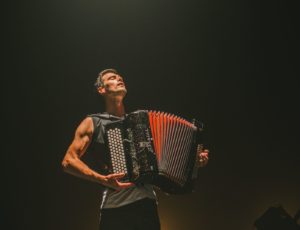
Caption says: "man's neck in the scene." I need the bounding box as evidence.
[104,95,125,117]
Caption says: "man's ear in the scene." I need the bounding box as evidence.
[98,86,106,95]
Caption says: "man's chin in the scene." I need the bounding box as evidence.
[111,88,127,96]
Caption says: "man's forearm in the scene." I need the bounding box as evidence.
[62,157,105,185]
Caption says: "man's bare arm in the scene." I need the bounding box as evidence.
[61,117,133,189]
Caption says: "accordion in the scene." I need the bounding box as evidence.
[104,110,204,194]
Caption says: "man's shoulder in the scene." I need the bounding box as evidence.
[87,112,126,121]
[86,112,123,129]
[87,112,111,120]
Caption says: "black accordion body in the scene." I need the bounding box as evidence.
[104,110,203,194]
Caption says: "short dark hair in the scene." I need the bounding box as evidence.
[94,68,119,89]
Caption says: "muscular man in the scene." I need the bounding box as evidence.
[62,68,209,230]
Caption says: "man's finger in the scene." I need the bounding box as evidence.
[117,182,135,188]
[200,152,209,157]
[107,173,126,179]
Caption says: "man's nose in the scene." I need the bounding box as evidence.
[117,76,123,82]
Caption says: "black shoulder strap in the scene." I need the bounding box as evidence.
[86,113,107,143]
[88,113,110,119]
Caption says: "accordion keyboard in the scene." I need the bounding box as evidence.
[107,128,128,174]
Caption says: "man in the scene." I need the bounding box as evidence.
[62,68,209,230]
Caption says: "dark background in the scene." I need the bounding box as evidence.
[3,0,299,229]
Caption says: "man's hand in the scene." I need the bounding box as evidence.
[196,144,209,168]
[101,173,134,190]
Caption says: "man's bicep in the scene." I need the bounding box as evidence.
[69,117,94,157]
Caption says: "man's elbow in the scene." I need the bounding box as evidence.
[61,157,71,172]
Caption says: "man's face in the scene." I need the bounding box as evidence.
[100,72,127,97]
